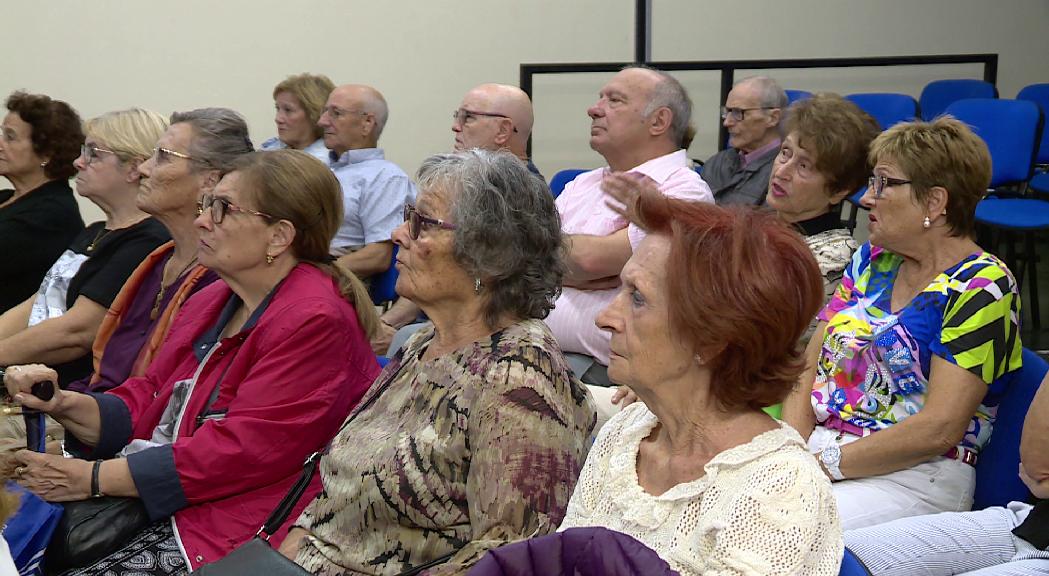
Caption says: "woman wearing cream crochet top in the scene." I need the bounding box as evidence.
[558,186,842,575]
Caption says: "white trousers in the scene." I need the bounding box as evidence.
[808,425,975,530]
[844,502,1049,575]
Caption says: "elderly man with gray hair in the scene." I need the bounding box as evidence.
[703,75,787,206]
[319,84,416,279]
[544,65,713,387]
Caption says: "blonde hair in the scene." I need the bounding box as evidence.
[84,108,168,162]
[232,150,379,338]
[273,73,335,140]
[868,116,991,237]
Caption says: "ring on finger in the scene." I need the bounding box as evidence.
[15,466,26,477]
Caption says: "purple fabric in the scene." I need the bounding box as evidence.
[468,527,679,576]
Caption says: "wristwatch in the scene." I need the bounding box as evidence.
[819,444,845,481]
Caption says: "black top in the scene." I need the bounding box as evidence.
[52,217,171,386]
[0,179,84,313]
[1013,499,1049,550]
[794,205,846,237]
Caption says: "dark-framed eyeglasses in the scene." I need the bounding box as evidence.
[867,175,913,199]
[80,144,118,165]
[720,106,778,122]
[451,108,518,133]
[403,202,457,240]
[197,194,276,224]
[152,146,195,165]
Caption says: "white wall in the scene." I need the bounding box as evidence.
[1,0,1046,224]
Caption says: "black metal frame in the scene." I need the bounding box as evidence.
[521,53,998,155]
[522,1,997,154]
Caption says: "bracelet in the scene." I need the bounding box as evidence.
[91,460,104,498]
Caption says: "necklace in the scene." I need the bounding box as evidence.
[150,255,199,320]
[85,227,111,253]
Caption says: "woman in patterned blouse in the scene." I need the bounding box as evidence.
[280,149,597,575]
[559,194,842,575]
[765,93,880,342]
[782,117,1023,530]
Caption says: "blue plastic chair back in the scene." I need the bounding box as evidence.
[920,79,997,121]
[785,89,813,104]
[845,93,919,130]
[944,98,1043,188]
[839,547,872,576]
[1017,83,1049,165]
[368,245,399,305]
[973,348,1047,510]
[549,169,587,199]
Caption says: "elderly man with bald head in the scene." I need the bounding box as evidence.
[703,76,787,206]
[319,84,415,278]
[543,65,713,385]
[452,83,541,177]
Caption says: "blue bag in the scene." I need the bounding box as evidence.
[3,481,63,576]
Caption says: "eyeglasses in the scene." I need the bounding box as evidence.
[322,106,370,121]
[867,175,913,199]
[80,144,118,165]
[197,194,276,224]
[451,108,518,133]
[403,202,457,240]
[152,146,195,165]
[720,106,778,122]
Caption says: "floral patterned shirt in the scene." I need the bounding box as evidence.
[294,319,597,575]
[812,243,1022,450]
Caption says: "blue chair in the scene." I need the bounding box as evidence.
[549,168,587,199]
[1016,83,1049,193]
[368,245,399,306]
[785,89,813,104]
[950,98,1046,326]
[973,348,1048,510]
[920,79,997,121]
[376,355,389,368]
[845,93,919,130]
[839,547,872,576]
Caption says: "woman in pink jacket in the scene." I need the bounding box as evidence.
[5,149,380,575]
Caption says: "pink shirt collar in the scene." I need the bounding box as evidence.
[741,138,781,168]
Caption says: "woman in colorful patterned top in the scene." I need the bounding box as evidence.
[280,150,597,575]
[765,93,880,342]
[782,117,1023,530]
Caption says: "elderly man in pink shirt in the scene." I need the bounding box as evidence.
[545,66,714,385]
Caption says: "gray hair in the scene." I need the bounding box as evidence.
[736,76,788,109]
[169,108,254,175]
[416,149,564,329]
[633,66,692,147]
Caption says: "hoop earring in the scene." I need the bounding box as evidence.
[474,278,482,293]
[922,216,931,229]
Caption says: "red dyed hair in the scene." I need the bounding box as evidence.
[634,192,823,410]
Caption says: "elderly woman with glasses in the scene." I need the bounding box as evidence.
[765,93,880,341]
[6,149,380,575]
[0,109,171,393]
[0,91,86,313]
[279,149,596,575]
[260,73,334,163]
[782,117,1023,530]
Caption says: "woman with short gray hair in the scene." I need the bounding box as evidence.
[281,149,597,575]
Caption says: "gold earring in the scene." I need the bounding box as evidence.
[474,278,482,293]
[266,254,275,265]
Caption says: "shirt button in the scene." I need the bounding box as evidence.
[195,555,204,562]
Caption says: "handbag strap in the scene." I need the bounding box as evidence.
[254,355,408,538]
[257,451,322,539]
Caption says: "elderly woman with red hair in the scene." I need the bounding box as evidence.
[558,185,842,575]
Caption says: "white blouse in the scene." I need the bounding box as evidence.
[560,403,843,576]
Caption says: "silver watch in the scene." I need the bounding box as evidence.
[819,443,845,481]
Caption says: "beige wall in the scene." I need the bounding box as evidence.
[1,0,1046,224]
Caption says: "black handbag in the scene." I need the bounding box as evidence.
[44,496,151,576]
